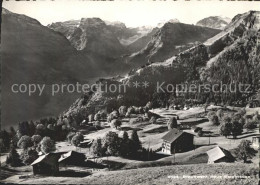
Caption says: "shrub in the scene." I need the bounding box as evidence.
[71,133,84,149]
[91,138,104,157]
[127,107,134,114]
[231,121,243,138]
[211,115,219,126]
[110,119,122,129]
[167,117,178,130]
[17,135,33,150]
[40,137,56,154]
[235,140,256,163]
[243,120,257,130]
[220,122,232,137]
[31,135,42,146]
[197,130,203,137]
[118,106,127,116]
[102,132,121,156]
[20,147,38,165]
[111,110,119,119]
[94,121,101,128]
[207,111,219,125]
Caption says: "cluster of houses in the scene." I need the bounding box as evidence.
[161,127,260,164]
[31,151,86,175]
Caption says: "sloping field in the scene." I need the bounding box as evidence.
[2,163,258,185]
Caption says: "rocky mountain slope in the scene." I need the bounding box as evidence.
[196,16,231,30]
[1,8,91,127]
[1,8,129,128]
[123,22,220,68]
[48,19,153,55]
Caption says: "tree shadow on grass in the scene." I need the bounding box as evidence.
[120,127,142,131]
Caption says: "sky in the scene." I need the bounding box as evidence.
[3,0,260,27]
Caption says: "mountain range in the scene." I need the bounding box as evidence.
[63,11,260,121]
[1,7,259,128]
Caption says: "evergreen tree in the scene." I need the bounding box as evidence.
[6,146,22,167]
[120,131,130,157]
[91,138,104,157]
[0,130,11,150]
[130,130,141,156]
[40,137,56,154]
[220,122,232,138]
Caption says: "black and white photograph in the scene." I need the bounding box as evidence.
[0,0,260,184]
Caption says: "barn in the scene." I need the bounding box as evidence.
[58,151,86,166]
[206,146,235,164]
[161,128,194,154]
[31,153,61,176]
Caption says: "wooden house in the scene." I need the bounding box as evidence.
[161,128,194,154]
[31,153,61,176]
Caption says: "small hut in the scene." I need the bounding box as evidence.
[206,146,235,164]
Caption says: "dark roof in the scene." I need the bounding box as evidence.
[161,128,193,143]
[58,151,85,163]
[31,153,62,166]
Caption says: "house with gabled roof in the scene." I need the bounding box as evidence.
[31,153,62,175]
[206,146,235,164]
[161,128,194,154]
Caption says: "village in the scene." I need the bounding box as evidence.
[1,103,259,184]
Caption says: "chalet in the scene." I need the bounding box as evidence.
[31,153,61,176]
[251,135,260,150]
[206,146,235,164]
[58,151,86,166]
[161,128,194,154]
